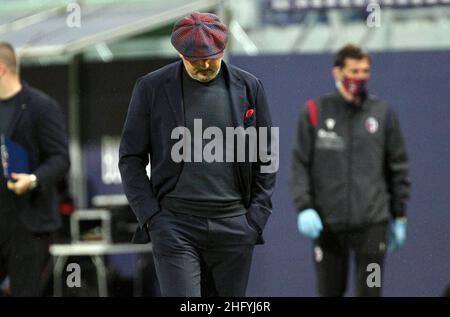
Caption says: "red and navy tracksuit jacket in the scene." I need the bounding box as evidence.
[289,92,410,231]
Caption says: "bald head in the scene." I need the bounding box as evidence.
[0,42,18,74]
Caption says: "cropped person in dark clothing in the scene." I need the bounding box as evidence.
[0,42,70,296]
[289,45,410,297]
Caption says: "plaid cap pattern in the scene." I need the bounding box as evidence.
[171,12,228,61]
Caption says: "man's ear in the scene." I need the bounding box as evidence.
[0,63,6,77]
[332,67,342,82]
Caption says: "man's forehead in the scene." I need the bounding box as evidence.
[185,57,222,63]
[343,57,371,68]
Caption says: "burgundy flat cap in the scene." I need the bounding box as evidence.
[171,12,228,61]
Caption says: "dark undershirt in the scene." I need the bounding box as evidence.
[0,93,18,134]
[161,66,245,218]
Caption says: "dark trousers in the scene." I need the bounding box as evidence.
[313,222,388,297]
[0,210,51,297]
[148,208,258,297]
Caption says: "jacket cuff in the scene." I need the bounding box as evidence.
[296,203,313,214]
[247,204,272,234]
[134,198,160,228]
[390,201,406,218]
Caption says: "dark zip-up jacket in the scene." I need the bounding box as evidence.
[289,93,410,231]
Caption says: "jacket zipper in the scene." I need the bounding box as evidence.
[346,109,353,231]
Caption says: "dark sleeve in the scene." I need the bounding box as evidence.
[119,78,160,228]
[288,105,314,213]
[385,108,411,218]
[247,79,277,234]
[33,98,70,192]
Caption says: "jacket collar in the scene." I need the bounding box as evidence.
[334,89,370,112]
[6,81,30,137]
[164,60,246,127]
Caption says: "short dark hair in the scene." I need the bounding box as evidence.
[0,42,18,73]
[334,44,371,68]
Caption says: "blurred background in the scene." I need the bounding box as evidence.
[0,0,449,296]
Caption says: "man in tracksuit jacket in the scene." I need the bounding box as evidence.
[289,45,410,296]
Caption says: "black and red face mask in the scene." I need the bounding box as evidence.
[342,76,368,97]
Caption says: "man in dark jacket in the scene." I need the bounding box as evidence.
[0,42,70,296]
[119,12,277,297]
[289,44,410,297]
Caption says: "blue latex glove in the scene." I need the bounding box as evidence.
[388,218,407,251]
[297,208,323,239]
